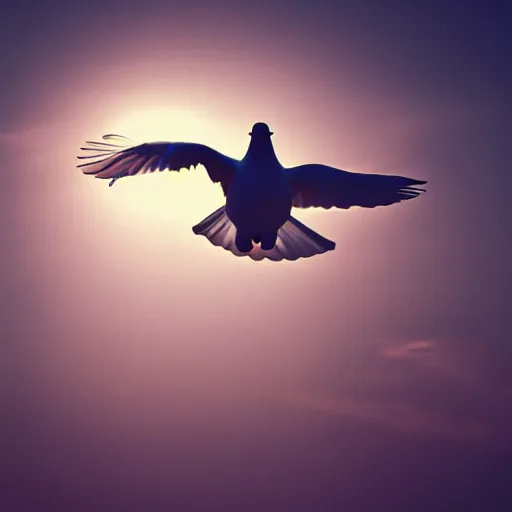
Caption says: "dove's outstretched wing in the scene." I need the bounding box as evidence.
[286,164,426,209]
[78,134,238,194]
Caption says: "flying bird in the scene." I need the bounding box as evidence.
[78,122,427,261]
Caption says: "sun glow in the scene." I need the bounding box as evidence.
[82,107,238,240]
[109,107,226,145]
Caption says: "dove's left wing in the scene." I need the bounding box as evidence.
[78,134,238,194]
[286,164,427,209]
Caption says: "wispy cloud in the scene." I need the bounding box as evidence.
[275,337,512,453]
[379,338,473,383]
[380,339,436,359]
[278,390,502,450]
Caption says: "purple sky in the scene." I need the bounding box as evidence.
[1,1,511,510]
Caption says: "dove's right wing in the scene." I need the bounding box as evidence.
[286,164,427,209]
[78,134,238,194]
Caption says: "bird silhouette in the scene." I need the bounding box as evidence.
[78,122,427,261]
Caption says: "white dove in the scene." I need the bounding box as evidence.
[78,122,426,261]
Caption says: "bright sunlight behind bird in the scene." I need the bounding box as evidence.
[78,122,427,261]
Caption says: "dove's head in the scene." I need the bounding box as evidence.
[249,122,274,138]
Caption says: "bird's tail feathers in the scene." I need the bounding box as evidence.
[192,206,335,261]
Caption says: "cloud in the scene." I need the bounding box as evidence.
[378,339,473,384]
[380,340,436,359]
[278,390,502,450]
[274,337,512,453]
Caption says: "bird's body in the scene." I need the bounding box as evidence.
[226,153,292,250]
[78,122,427,261]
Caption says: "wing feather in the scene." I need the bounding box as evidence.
[287,164,427,209]
[78,134,238,194]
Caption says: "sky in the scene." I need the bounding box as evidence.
[1,0,511,510]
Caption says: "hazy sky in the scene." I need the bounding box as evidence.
[1,0,511,510]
